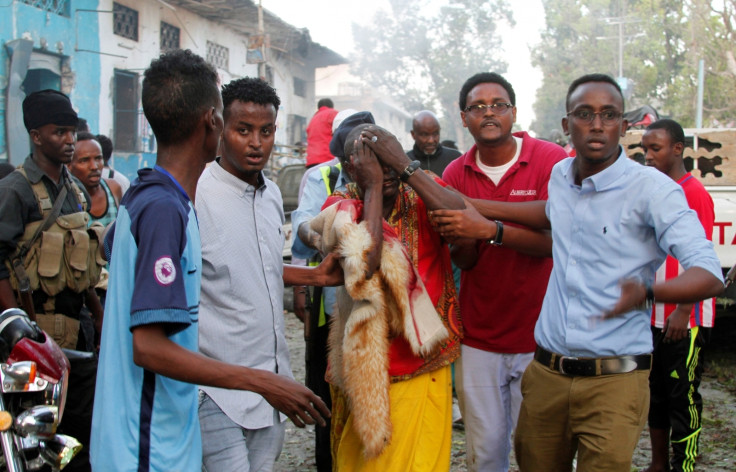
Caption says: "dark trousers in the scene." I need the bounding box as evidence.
[57,352,97,472]
[306,292,332,472]
[649,326,710,472]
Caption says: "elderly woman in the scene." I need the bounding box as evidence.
[310,124,464,471]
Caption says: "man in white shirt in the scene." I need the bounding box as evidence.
[196,77,337,471]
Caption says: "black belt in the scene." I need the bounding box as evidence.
[534,347,651,377]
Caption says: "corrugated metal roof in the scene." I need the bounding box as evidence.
[166,0,346,67]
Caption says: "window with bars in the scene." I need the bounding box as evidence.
[293,77,306,98]
[113,3,138,41]
[114,70,139,152]
[288,114,307,147]
[339,82,363,96]
[160,22,180,52]
[264,65,274,85]
[20,0,69,16]
[206,41,229,70]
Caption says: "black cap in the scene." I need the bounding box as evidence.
[23,89,78,132]
[329,111,375,158]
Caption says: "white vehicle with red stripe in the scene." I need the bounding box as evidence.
[622,128,736,299]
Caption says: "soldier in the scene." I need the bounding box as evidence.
[0,89,105,472]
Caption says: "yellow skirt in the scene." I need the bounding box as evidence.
[331,365,452,472]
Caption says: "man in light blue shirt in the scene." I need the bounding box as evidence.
[431,73,723,472]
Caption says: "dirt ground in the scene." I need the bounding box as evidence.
[275,311,736,472]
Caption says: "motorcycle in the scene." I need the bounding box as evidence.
[0,308,81,471]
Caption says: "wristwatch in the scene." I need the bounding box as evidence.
[487,220,504,246]
[399,160,421,182]
[643,284,655,309]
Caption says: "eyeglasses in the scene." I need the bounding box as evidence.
[464,103,514,116]
[566,109,623,125]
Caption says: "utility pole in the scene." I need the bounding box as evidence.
[597,0,642,99]
[257,0,265,80]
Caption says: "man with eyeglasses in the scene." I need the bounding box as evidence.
[439,72,566,472]
[434,73,723,472]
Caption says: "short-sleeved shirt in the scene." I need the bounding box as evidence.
[442,132,566,353]
[306,106,339,167]
[652,172,716,328]
[292,163,349,262]
[537,149,722,358]
[291,162,349,315]
[91,167,202,471]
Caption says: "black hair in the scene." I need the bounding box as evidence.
[318,98,334,109]
[458,72,516,111]
[76,118,90,133]
[76,131,98,143]
[566,73,624,111]
[646,119,685,146]
[142,49,220,146]
[221,77,281,122]
[96,134,114,163]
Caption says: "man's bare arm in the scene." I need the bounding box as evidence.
[0,279,17,311]
[450,239,479,270]
[283,252,343,287]
[106,178,124,206]
[132,324,330,428]
[432,200,552,257]
[360,127,464,211]
[86,287,104,349]
[296,222,322,252]
[467,198,550,230]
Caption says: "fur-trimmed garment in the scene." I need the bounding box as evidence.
[311,182,461,460]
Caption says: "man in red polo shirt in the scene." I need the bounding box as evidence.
[306,98,339,168]
[440,72,567,472]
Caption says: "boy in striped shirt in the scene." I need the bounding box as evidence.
[642,118,715,472]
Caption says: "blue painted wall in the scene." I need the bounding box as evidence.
[69,0,102,135]
[1,0,101,161]
[113,152,156,181]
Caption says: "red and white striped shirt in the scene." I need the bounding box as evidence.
[652,173,716,328]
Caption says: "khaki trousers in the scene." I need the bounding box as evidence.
[514,359,650,472]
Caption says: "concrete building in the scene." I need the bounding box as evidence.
[2,0,345,177]
[315,64,412,149]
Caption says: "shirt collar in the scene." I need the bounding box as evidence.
[22,155,69,186]
[462,131,529,172]
[677,172,694,185]
[564,146,628,191]
[211,158,269,194]
[154,165,190,201]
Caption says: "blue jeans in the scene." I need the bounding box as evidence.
[198,392,285,472]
